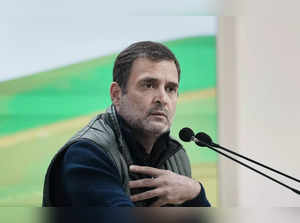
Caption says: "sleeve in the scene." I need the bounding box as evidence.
[181,183,211,207]
[62,140,134,207]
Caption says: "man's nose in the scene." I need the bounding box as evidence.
[154,87,168,105]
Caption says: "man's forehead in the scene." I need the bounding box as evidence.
[130,57,179,83]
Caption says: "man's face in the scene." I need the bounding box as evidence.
[115,57,179,136]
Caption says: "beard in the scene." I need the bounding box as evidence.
[118,95,172,137]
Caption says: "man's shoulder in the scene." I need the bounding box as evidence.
[68,111,119,150]
[53,111,125,182]
[169,136,186,152]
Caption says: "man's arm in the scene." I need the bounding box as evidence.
[62,140,134,206]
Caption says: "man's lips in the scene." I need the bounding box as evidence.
[149,112,168,119]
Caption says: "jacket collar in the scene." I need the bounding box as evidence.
[104,105,134,166]
[104,104,181,168]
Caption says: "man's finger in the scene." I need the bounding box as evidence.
[150,199,167,207]
[130,188,162,202]
[129,165,165,177]
[129,178,159,189]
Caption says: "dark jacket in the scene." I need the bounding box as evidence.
[43,105,210,206]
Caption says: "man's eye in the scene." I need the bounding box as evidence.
[166,87,176,93]
[145,82,153,88]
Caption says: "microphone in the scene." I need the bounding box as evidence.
[178,127,300,195]
[178,127,195,142]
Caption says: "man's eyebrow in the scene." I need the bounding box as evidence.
[138,78,178,88]
[166,82,179,88]
[139,77,158,83]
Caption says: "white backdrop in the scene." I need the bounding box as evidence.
[1,6,216,82]
[218,16,300,207]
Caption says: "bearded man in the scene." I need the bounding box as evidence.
[43,41,210,207]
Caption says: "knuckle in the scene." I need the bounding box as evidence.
[165,170,173,175]
[146,191,155,199]
[155,178,163,186]
[139,166,146,171]
[145,166,153,171]
[132,195,139,201]
[160,177,169,186]
[161,181,168,187]
[150,190,158,197]
[143,178,153,186]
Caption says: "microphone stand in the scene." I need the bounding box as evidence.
[212,142,300,183]
[195,132,300,183]
[192,136,300,195]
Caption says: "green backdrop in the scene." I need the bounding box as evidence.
[0,36,217,206]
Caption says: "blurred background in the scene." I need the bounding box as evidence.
[0,14,218,207]
[1,1,300,218]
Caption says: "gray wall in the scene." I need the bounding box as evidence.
[218,17,300,206]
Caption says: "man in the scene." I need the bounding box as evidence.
[43,41,210,207]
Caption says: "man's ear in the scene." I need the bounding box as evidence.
[110,82,122,109]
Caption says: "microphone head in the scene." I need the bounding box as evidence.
[195,132,213,147]
[179,127,195,142]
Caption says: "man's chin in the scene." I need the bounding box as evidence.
[145,121,169,135]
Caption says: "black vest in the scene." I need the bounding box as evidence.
[42,105,192,206]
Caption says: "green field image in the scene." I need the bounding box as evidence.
[0,36,217,207]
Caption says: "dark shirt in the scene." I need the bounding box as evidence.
[60,115,211,207]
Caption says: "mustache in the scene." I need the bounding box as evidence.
[147,105,169,118]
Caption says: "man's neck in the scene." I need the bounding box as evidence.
[132,130,158,154]
[116,113,158,154]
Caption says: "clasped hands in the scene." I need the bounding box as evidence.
[129,165,201,207]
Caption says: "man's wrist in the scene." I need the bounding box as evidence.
[189,179,201,200]
[182,182,211,207]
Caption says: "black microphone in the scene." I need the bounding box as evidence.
[178,127,195,142]
[178,127,300,195]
